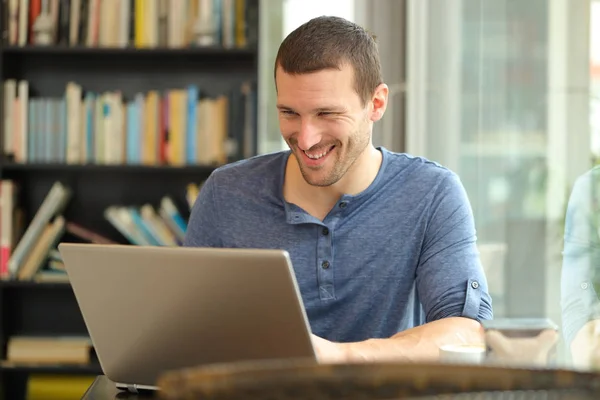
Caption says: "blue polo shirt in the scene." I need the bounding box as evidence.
[183,147,493,342]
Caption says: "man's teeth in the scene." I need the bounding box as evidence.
[304,147,332,159]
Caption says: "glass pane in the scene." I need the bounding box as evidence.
[408,0,593,368]
[458,0,549,319]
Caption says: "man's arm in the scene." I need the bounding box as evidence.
[312,317,483,363]
[563,237,600,369]
[415,172,493,324]
[313,171,492,363]
[561,169,600,368]
[183,172,223,248]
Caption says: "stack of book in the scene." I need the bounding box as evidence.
[0,180,198,282]
[3,79,257,166]
[7,0,258,50]
[5,335,92,365]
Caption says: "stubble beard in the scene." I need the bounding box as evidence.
[296,147,343,187]
[294,128,371,188]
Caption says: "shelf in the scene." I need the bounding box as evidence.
[0,361,101,375]
[0,280,71,289]
[0,162,218,174]
[1,45,257,81]
[1,45,257,57]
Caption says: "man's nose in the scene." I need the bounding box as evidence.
[297,120,322,150]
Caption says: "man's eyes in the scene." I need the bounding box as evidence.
[280,110,336,116]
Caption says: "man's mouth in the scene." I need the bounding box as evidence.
[303,145,336,160]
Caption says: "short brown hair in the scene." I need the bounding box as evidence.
[274,16,383,106]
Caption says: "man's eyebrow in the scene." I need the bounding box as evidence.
[276,104,293,110]
[314,107,345,113]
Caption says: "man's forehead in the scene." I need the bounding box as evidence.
[276,63,354,83]
[276,86,352,107]
[276,101,347,112]
[277,72,355,95]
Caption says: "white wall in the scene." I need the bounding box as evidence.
[283,0,355,36]
[356,0,407,153]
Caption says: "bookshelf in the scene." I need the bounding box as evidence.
[0,0,260,399]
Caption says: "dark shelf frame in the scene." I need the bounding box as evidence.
[0,1,261,398]
[0,280,70,289]
[0,362,102,375]
[2,45,258,56]
[0,161,219,174]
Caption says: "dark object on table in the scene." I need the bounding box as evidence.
[483,318,560,366]
[482,318,559,337]
[156,358,600,400]
[82,375,157,399]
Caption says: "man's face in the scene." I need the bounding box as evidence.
[276,64,372,187]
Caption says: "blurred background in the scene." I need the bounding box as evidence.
[0,0,598,398]
[264,0,588,340]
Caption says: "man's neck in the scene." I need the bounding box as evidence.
[284,146,383,216]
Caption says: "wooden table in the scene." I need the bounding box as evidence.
[81,376,157,399]
[83,362,600,400]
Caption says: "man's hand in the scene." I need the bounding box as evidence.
[571,319,600,369]
[310,334,349,363]
[310,317,483,364]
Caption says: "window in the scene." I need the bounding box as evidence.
[406,0,592,367]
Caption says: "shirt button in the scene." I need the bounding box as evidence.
[322,260,330,269]
[581,282,589,290]
[322,227,329,235]
[471,281,479,289]
[339,202,347,209]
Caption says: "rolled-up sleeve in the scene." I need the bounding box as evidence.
[416,172,493,323]
[561,169,600,348]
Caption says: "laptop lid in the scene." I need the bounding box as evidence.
[58,243,316,391]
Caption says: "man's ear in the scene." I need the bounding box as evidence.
[369,83,389,122]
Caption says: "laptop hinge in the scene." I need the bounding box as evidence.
[126,384,139,394]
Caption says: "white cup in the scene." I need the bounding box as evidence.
[439,343,486,364]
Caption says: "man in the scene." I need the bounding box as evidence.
[561,166,600,369]
[184,16,493,363]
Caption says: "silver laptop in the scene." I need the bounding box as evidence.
[57,243,316,393]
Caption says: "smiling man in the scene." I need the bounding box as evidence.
[184,16,493,363]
